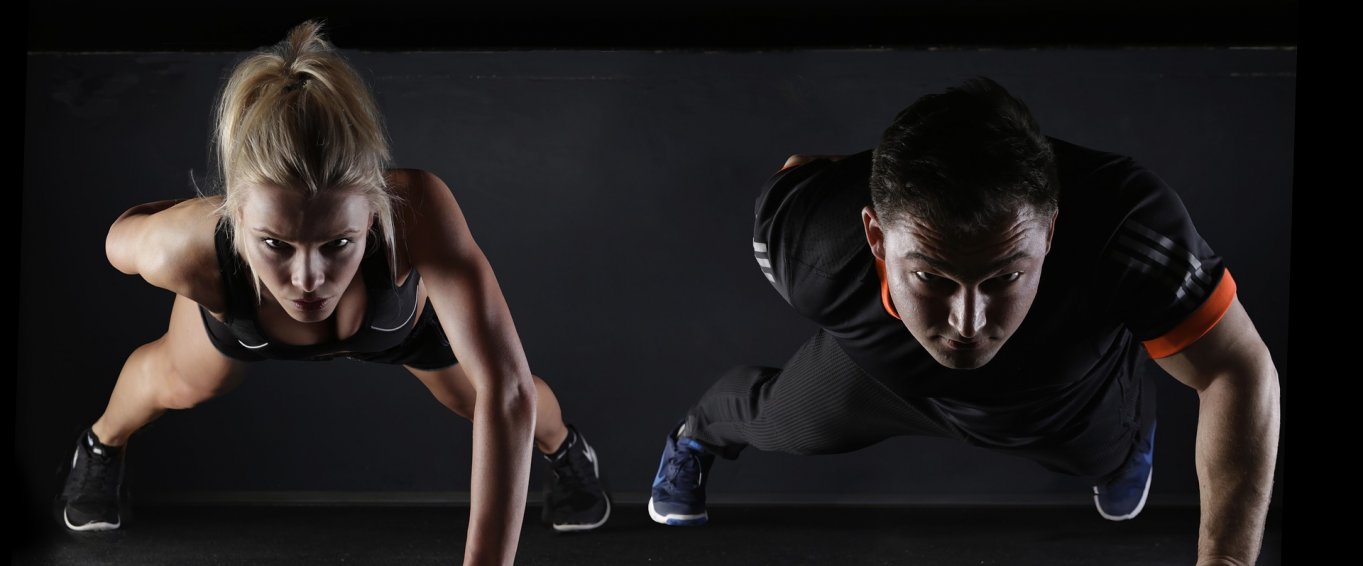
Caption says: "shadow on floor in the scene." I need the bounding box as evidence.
[14,504,1282,565]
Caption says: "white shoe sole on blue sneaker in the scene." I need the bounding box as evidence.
[1093,468,1152,521]
[63,508,120,532]
[647,497,708,526]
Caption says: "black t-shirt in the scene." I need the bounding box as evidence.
[751,138,1235,452]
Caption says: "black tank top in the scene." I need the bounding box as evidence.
[198,218,422,362]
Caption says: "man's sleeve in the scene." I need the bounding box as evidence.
[1103,164,1237,359]
[751,158,837,306]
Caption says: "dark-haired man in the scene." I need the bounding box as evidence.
[648,78,1279,565]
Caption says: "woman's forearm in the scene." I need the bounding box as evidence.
[463,382,537,566]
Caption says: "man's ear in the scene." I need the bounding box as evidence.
[1045,209,1059,255]
[862,205,886,261]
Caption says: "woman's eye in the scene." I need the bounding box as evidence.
[329,238,352,249]
[263,238,287,250]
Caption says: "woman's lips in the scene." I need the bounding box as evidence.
[292,297,328,311]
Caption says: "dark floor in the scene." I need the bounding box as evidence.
[15,504,1282,565]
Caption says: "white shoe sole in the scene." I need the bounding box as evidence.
[64,508,120,532]
[1094,468,1152,521]
[647,497,708,526]
[551,497,611,532]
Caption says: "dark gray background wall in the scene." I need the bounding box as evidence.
[21,49,1294,508]
[28,1,1297,49]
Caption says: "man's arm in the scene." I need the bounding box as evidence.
[1154,296,1280,566]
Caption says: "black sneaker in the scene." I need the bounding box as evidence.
[59,428,125,531]
[541,425,610,532]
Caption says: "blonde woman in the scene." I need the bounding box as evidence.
[56,21,611,558]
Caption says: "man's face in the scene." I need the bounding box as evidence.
[863,206,1055,369]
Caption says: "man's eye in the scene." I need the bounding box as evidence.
[913,272,940,282]
[998,272,1022,283]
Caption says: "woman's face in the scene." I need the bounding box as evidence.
[237,183,373,323]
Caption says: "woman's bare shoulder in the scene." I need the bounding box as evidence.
[112,196,228,313]
[384,168,449,200]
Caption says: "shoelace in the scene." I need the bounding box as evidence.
[548,445,600,502]
[552,460,587,491]
[659,449,702,500]
[63,449,120,503]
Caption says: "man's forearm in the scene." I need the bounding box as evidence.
[1194,369,1280,565]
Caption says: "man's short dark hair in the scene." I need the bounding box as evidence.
[870,77,1058,234]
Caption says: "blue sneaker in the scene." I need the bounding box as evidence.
[1093,420,1156,521]
[648,424,714,526]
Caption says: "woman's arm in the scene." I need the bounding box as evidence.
[396,169,537,566]
[105,196,225,313]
